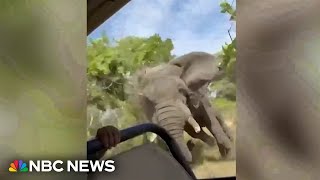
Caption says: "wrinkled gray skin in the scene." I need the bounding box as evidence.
[135,52,233,162]
[137,64,201,162]
[170,52,233,158]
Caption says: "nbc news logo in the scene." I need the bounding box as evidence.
[8,159,115,173]
[9,160,28,172]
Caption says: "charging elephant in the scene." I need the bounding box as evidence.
[170,52,234,157]
[135,64,201,162]
[133,52,233,162]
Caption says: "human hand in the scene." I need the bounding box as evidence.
[96,126,121,150]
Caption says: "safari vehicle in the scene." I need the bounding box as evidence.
[88,124,235,180]
[87,1,236,180]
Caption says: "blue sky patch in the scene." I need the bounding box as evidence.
[88,0,236,56]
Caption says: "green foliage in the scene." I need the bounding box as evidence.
[219,1,236,84]
[220,39,236,69]
[220,1,236,21]
[87,34,173,78]
[210,79,236,101]
[212,98,236,119]
[87,34,174,110]
[115,35,174,71]
[87,34,174,141]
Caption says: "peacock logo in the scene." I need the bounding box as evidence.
[9,160,28,172]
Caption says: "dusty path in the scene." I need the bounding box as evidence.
[193,160,236,178]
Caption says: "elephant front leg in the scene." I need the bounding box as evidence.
[207,123,233,159]
[199,97,233,159]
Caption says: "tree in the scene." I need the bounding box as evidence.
[210,0,237,115]
[219,0,236,83]
[87,34,174,108]
[87,34,174,142]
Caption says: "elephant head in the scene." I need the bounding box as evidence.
[132,63,201,162]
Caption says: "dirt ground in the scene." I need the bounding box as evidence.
[189,117,236,179]
[192,148,236,178]
[194,160,236,178]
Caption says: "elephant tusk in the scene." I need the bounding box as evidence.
[194,125,201,133]
[188,116,201,133]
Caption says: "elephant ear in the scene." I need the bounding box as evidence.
[169,52,221,91]
[145,64,183,78]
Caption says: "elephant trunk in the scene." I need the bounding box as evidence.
[154,101,193,163]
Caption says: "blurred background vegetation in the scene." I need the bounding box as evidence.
[86,0,236,178]
[0,0,86,179]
